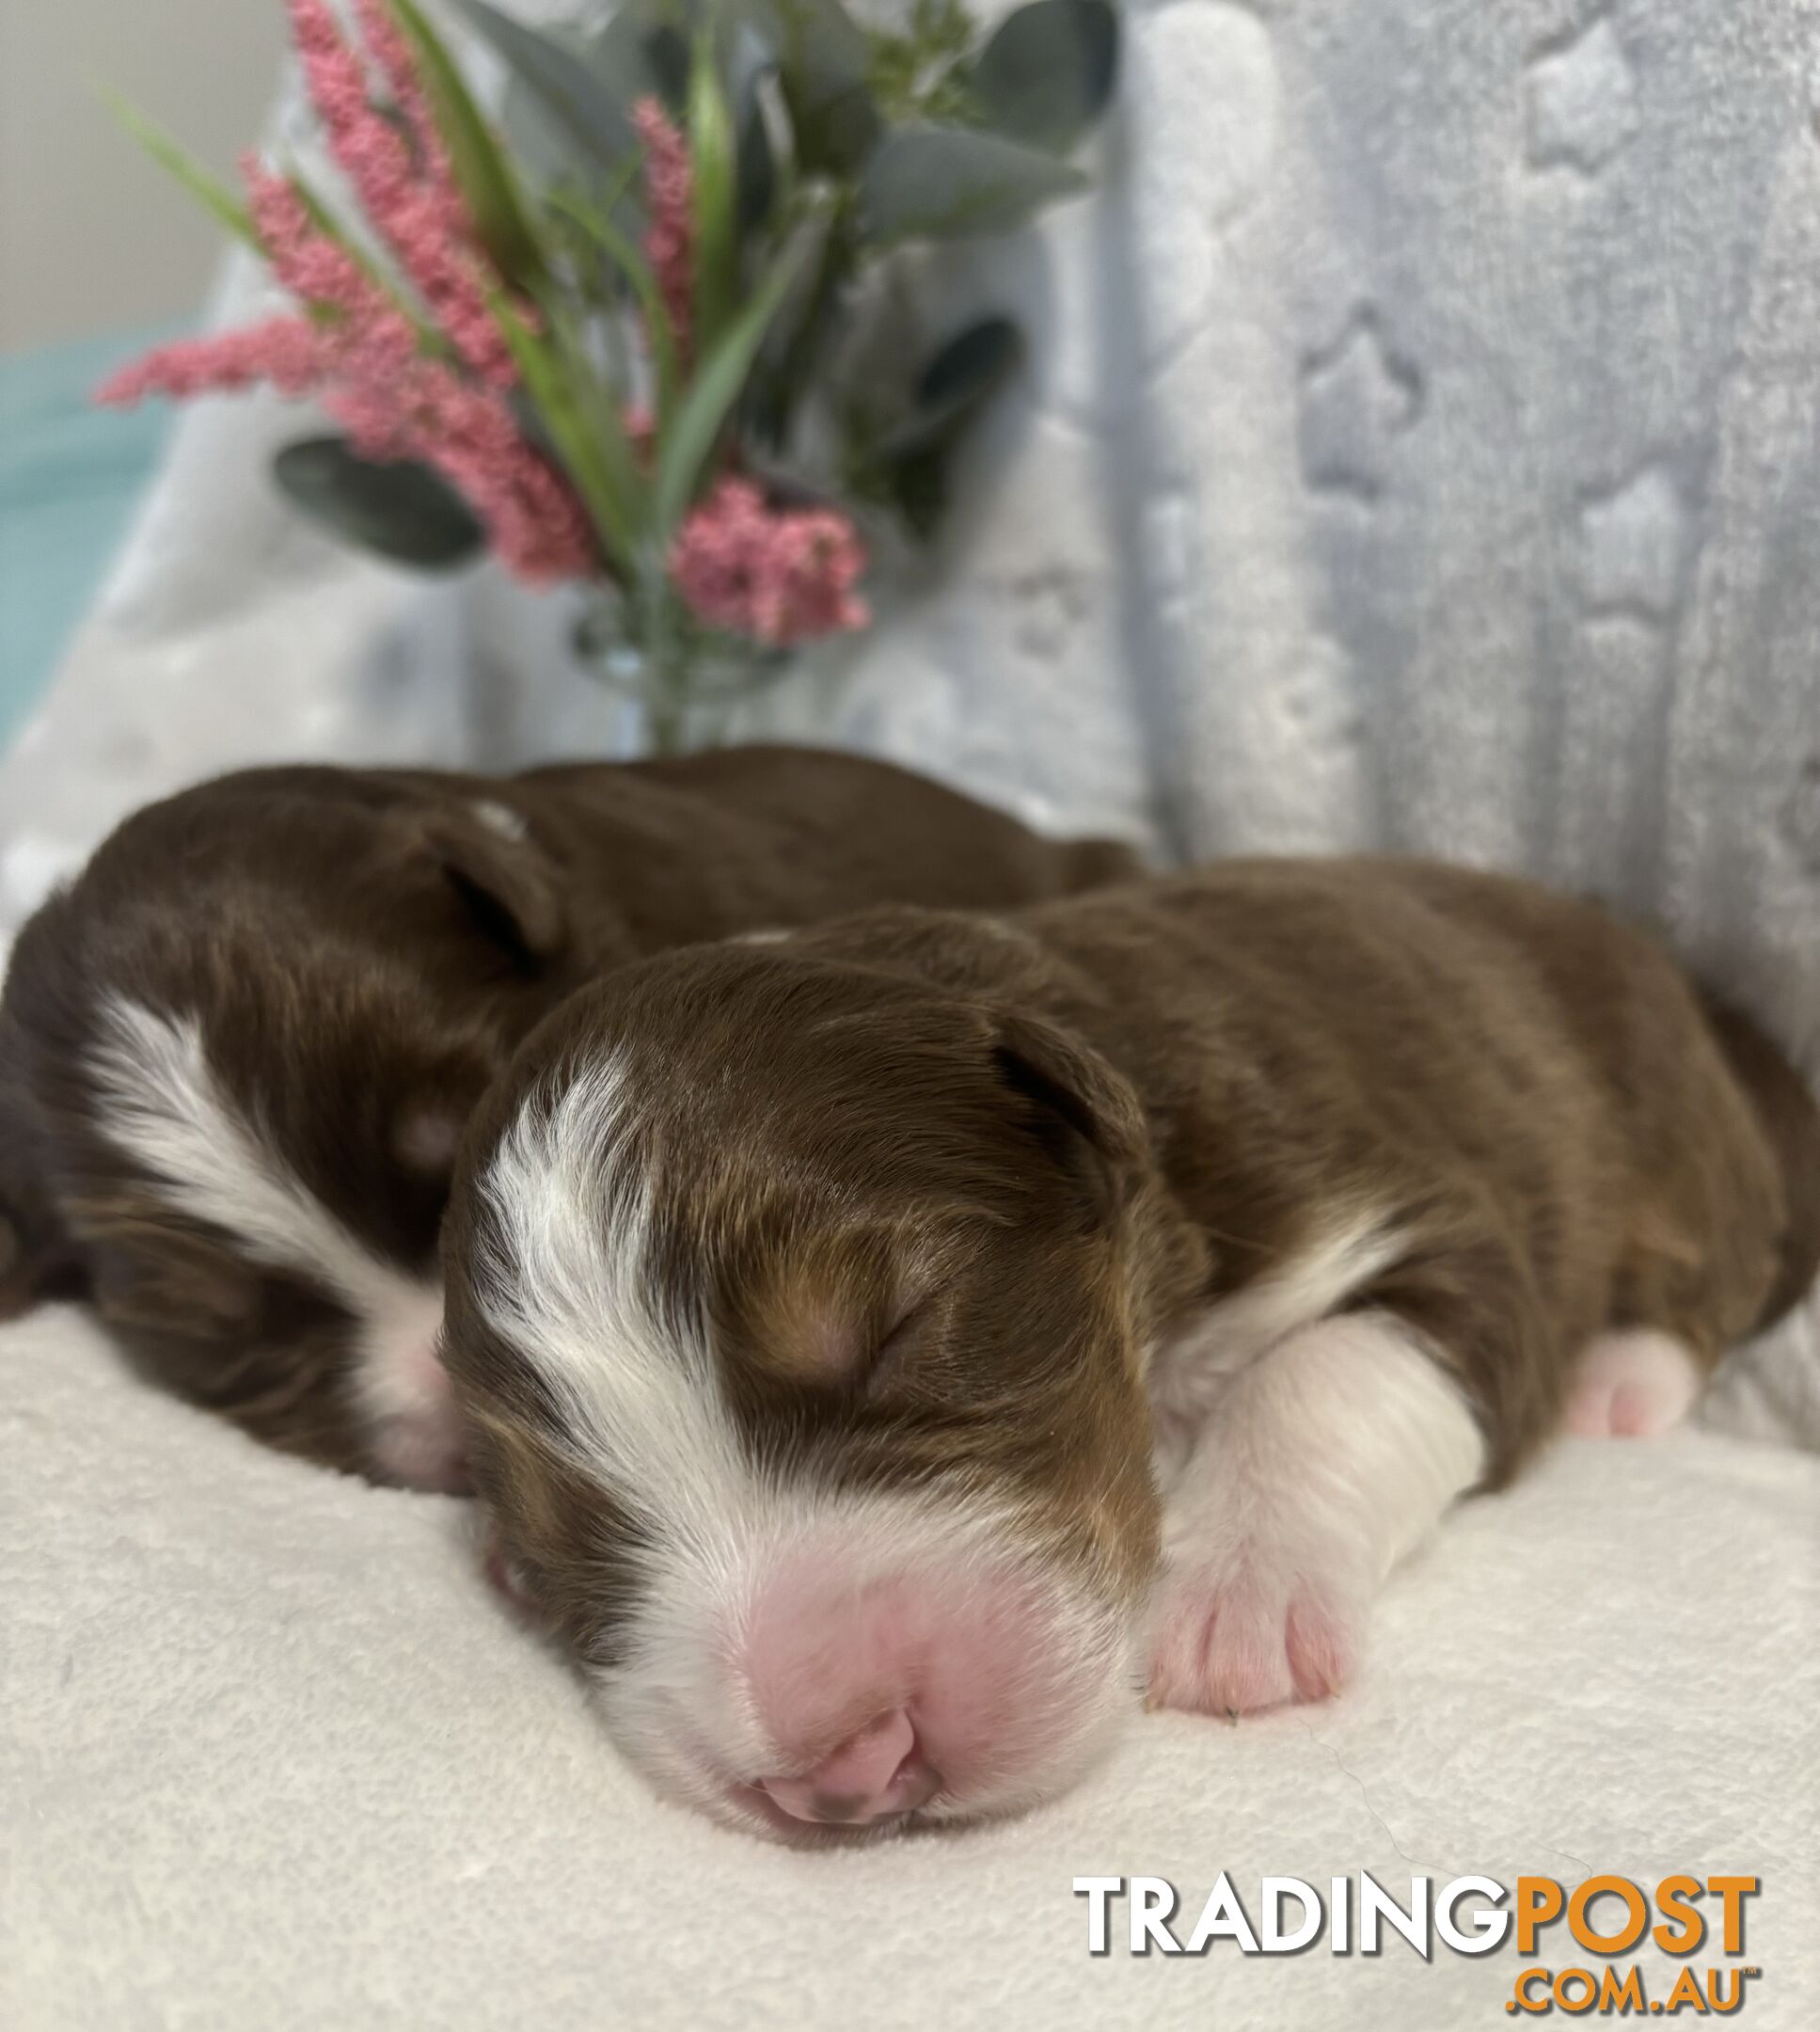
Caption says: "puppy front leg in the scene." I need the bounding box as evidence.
[1147,1309,1487,1715]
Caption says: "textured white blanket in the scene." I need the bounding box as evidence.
[5,1,1820,2024]
[4,1307,1815,2031]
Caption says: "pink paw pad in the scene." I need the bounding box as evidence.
[1563,1330,1701,1441]
[1147,1566,1357,1717]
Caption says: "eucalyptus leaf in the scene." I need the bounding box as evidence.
[869,318,1026,538]
[874,317,1024,460]
[736,86,778,233]
[860,124,1087,243]
[448,0,637,170]
[592,0,693,115]
[728,23,784,231]
[736,0,879,174]
[747,202,836,449]
[272,437,484,569]
[968,0,1119,153]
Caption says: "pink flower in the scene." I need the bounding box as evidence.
[670,479,870,645]
[633,97,693,357]
[287,0,513,387]
[325,361,595,582]
[98,7,596,587]
[97,318,324,405]
[242,161,419,372]
[351,0,437,144]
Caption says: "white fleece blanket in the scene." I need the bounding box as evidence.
[7,1,1820,2023]
[4,1306,1816,2031]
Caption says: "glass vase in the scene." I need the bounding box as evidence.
[572,582,794,757]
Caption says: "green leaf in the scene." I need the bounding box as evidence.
[860,124,1087,243]
[594,0,693,114]
[447,0,637,171]
[868,318,1026,538]
[736,0,879,174]
[875,316,1024,460]
[488,288,638,573]
[103,93,261,254]
[385,0,545,290]
[968,0,1119,154]
[546,189,679,421]
[687,34,739,358]
[736,84,779,234]
[272,437,485,568]
[746,201,835,449]
[726,24,785,232]
[653,221,816,538]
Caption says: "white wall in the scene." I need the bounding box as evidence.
[0,0,287,353]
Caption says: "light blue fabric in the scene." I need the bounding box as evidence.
[0,327,182,750]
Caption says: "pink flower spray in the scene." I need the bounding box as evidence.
[670,478,870,646]
[632,97,693,360]
[97,0,590,584]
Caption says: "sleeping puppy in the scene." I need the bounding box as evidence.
[439,858,1820,1840]
[0,751,1140,1489]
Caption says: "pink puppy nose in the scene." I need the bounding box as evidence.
[760,1708,938,1826]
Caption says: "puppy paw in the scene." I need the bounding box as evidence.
[1563,1329,1700,1440]
[372,1408,471,1494]
[1147,1542,1363,1716]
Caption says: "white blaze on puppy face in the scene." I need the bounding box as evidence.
[469,1058,1143,1840]
[86,995,463,1488]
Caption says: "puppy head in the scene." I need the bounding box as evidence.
[442,939,1163,1842]
[0,768,583,1487]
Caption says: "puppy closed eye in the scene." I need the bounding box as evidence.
[738,1279,930,1396]
[861,1295,934,1398]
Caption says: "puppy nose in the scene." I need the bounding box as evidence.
[759,1708,938,1825]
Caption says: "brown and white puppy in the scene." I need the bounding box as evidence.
[0,751,1140,1488]
[440,858,1820,1840]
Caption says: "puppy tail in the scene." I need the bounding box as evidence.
[1696,987,1820,1336]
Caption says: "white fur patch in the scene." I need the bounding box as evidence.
[1148,1208,1407,1457]
[87,996,456,1484]
[471,798,529,843]
[1563,1328,1701,1438]
[474,1058,1137,1833]
[475,1059,746,1536]
[1149,1309,1485,1715]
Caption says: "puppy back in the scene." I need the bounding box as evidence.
[1693,989,1820,1333]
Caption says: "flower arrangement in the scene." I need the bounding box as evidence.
[100,0,1119,750]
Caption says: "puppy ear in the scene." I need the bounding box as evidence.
[989,1009,1148,1219]
[423,800,567,967]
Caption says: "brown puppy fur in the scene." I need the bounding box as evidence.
[0,749,1140,1485]
[438,857,1818,1837]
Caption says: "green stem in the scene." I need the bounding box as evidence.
[639,572,690,757]
[644,681,688,757]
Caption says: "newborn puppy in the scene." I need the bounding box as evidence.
[0,751,1139,1488]
[440,858,1820,1839]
